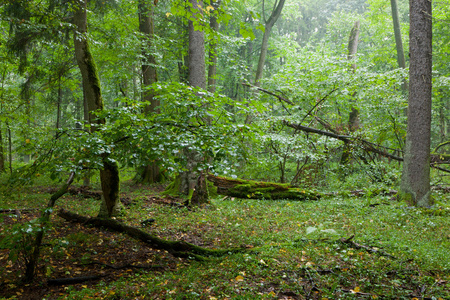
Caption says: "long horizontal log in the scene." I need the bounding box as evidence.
[57,209,244,258]
[207,174,321,200]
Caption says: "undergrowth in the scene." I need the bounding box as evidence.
[0,175,449,299]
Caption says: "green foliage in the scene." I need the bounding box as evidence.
[0,217,42,271]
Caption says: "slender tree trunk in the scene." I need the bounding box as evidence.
[340,20,360,165]
[254,0,286,86]
[390,0,408,92]
[7,123,12,173]
[0,126,4,173]
[136,0,161,184]
[82,89,91,187]
[400,0,433,207]
[207,1,221,93]
[22,77,31,163]
[56,74,62,129]
[390,0,406,69]
[24,172,75,282]
[73,0,120,217]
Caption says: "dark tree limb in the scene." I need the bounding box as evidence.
[284,120,450,173]
[24,172,75,283]
[57,209,245,258]
[241,82,294,105]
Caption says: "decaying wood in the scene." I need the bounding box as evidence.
[207,174,320,200]
[57,209,244,259]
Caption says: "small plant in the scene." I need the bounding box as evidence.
[0,219,42,276]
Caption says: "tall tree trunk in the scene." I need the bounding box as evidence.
[400,0,433,207]
[7,123,12,173]
[22,76,31,163]
[188,0,206,89]
[0,125,4,173]
[254,0,286,86]
[390,0,408,92]
[136,0,161,184]
[179,0,208,204]
[82,89,91,187]
[340,20,360,165]
[207,0,221,93]
[390,0,406,70]
[56,74,62,129]
[72,0,120,217]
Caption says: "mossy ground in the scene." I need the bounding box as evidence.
[0,173,449,299]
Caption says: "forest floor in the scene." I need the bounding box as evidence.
[1,179,450,299]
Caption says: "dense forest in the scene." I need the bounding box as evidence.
[0,0,449,299]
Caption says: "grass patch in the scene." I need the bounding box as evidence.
[0,177,449,299]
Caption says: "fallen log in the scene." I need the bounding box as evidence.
[207,174,320,200]
[57,209,244,259]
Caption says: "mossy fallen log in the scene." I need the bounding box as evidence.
[57,209,244,259]
[207,174,320,200]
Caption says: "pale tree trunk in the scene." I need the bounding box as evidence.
[207,0,221,93]
[188,0,206,89]
[136,0,161,184]
[340,20,360,165]
[254,0,286,86]
[73,0,120,217]
[180,0,208,204]
[400,0,433,207]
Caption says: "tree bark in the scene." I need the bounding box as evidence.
[254,0,286,86]
[390,0,406,70]
[207,1,221,93]
[72,0,120,217]
[341,20,361,165]
[188,0,206,89]
[136,0,161,184]
[400,0,433,207]
[178,0,208,201]
[0,125,4,173]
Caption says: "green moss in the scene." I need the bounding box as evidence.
[162,176,182,196]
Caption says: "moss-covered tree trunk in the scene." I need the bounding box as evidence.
[73,0,120,217]
[400,0,433,207]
